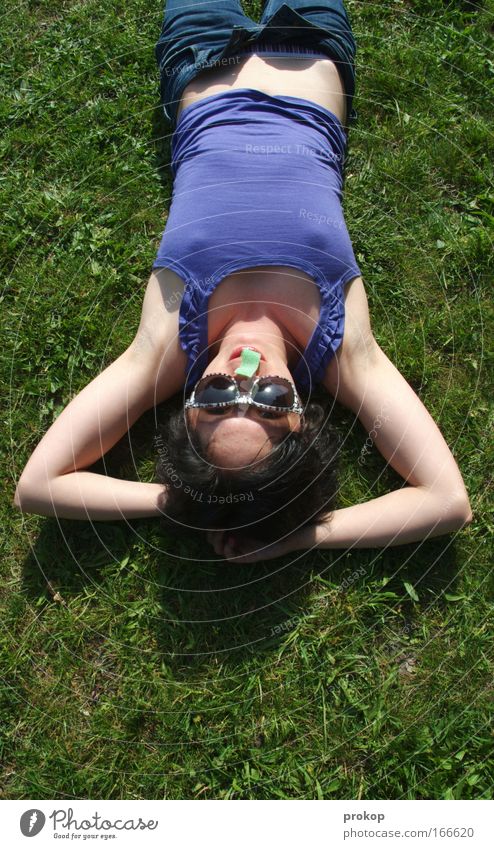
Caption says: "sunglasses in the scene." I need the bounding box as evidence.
[185,373,304,416]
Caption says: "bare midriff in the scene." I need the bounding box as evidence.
[177,52,347,125]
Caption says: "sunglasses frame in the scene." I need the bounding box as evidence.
[184,372,304,415]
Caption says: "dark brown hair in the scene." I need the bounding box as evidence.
[154,392,339,545]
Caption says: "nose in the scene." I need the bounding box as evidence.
[235,376,256,415]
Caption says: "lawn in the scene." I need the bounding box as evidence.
[1,0,493,799]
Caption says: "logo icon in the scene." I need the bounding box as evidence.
[20,810,46,837]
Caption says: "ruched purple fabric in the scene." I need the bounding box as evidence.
[153,88,361,391]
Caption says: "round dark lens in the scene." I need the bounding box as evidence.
[254,379,294,408]
[195,375,237,405]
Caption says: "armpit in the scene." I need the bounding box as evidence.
[339,275,375,362]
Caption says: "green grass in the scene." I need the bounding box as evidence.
[2,0,493,799]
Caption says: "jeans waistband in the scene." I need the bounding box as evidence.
[234,41,331,59]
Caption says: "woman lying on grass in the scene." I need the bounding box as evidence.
[13,1,472,562]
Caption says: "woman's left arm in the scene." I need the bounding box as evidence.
[216,278,472,561]
[217,342,472,561]
[311,337,473,549]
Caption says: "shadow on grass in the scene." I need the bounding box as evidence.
[20,531,463,679]
[19,399,464,676]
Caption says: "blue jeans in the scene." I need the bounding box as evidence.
[155,1,357,130]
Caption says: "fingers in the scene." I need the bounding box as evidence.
[206,530,260,561]
[207,530,226,555]
[223,536,241,561]
[223,527,309,563]
[206,530,239,557]
[206,531,298,563]
[223,537,276,563]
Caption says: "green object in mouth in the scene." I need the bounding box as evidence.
[234,348,261,378]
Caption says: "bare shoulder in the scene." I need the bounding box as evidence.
[322,275,380,398]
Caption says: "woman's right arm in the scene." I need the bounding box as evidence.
[13,268,187,520]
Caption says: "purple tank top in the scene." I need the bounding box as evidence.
[153,88,361,391]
